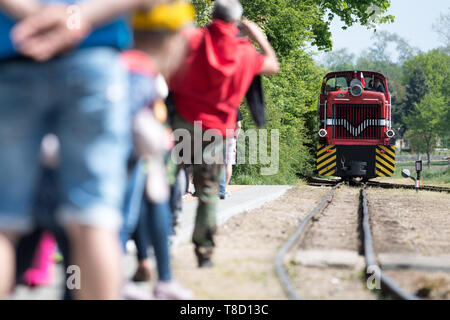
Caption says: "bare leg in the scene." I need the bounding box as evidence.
[66,224,122,300]
[0,232,18,299]
[225,164,233,190]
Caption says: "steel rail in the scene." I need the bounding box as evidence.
[366,180,450,193]
[275,182,342,300]
[360,185,419,300]
[281,179,444,300]
[308,177,450,193]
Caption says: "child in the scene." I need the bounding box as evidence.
[120,1,194,300]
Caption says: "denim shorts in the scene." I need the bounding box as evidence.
[0,47,131,232]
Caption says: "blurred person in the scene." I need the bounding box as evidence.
[119,1,194,300]
[169,0,279,267]
[0,0,161,300]
[169,167,188,229]
[14,130,74,299]
[22,134,60,287]
[219,109,243,199]
[368,77,386,93]
[22,231,56,287]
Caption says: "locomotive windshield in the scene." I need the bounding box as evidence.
[323,73,387,95]
[324,76,348,93]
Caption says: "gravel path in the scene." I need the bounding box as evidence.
[288,186,375,300]
[367,188,450,299]
[171,185,329,300]
[367,188,450,256]
[301,186,361,251]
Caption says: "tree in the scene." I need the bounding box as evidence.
[432,8,450,53]
[402,49,450,137]
[191,0,213,26]
[404,67,429,116]
[403,49,450,94]
[320,48,356,71]
[192,0,394,55]
[404,92,446,168]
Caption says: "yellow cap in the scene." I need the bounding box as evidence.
[132,2,195,31]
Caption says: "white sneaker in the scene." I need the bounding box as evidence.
[122,282,153,300]
[153,280,194,300]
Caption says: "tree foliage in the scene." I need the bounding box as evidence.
[192,0,394,54]
[432,7,450,53]
[405,92,447,166]
[403,49,450,161]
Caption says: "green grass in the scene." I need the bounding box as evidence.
[392,163,450,185]
[397,150,450,156]
[396,160,449,166]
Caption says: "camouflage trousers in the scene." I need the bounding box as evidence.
[172,114,225,253]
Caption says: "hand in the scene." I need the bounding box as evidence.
[240,19,266,42]
[240,18,279,76]
[11,4,92,61]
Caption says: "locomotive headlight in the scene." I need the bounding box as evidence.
[318,129,327,137]
[349,79,363,97]
[385,129,395,138]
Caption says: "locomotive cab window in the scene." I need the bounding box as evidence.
[366,77,386,93]
[324,77,348,93]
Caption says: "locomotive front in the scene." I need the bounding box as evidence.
[316,71,396,179]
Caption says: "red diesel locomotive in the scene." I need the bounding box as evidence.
[316,70,396,179]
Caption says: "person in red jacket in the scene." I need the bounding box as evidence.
[169,0,279,267]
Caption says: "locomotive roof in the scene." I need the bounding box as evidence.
[323,70,387,80]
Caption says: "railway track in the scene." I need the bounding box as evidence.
[274,182,343,300]
[306,177,450,193]
[359,184,418,300]
[366,180,450,193]
[276,179,449,300]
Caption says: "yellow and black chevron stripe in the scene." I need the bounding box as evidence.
[316,144,337,176]
[375,145,396,177]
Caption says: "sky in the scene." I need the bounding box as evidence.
[319,0,448,58]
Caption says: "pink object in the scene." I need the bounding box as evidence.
[22,232,56,287]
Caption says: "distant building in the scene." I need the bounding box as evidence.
[395,139,409,152]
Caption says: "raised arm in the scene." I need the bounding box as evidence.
[240,19,279,76]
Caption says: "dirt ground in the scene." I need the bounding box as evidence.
[301,186,361,252]
[171,185,329,300]
[288,266,374,300]
[169,184,450,300]
[367,188,450,299]
[367,188,450,256]
[289,186,376,300]
[385,270,450,299]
